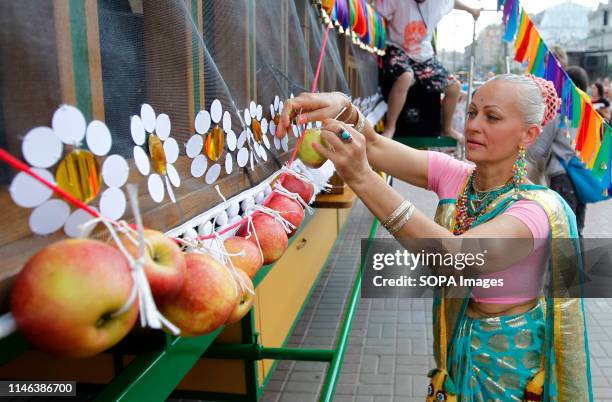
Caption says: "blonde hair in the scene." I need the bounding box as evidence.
[487,74,545,126]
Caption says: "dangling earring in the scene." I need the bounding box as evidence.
[512,145,527,189]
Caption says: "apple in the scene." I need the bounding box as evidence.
[267,194,304,237]
[280,174,315,204]
[160,252,238,336]
[237,214,288,265]
[225,268,255,324]
[118,229,186,303]
[10,239,139,358]
[224,236,263,279]
[297,127,328,168]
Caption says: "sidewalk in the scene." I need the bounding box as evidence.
[260,180,612,402]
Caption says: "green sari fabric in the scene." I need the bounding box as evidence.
[432,184,593,401]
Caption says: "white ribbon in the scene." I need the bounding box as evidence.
[249,204,296,235]
[279,165,319,203]
[272,181,314,215]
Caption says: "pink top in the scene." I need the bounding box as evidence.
[427,151,550,304]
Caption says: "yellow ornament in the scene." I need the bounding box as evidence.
[55,149,101,203]
[426,368,457,402]
[148,133,167,176]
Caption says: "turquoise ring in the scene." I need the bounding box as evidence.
[339,130,353,144]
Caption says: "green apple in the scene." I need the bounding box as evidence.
[297,128,328,168]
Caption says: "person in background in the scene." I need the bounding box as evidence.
[526,66,589,236]
[603,76,610,98]
[549,44,568,68]
[376,0,480,141]
[591,82,611,121]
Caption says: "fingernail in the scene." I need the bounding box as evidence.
[299,115,307,125]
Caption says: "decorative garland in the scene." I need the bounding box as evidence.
[500,0,612,194]
[312,0,387,55]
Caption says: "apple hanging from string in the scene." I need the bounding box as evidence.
[297,127,328,168]
[159,252,238,336]
[224,236,264,278]
[10,239,139,358]
[237,214,288,265]
[279,174,315,205]
[267,194,304,238]
[117,229,186,304]
[225,268,255,325]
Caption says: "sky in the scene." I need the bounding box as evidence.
[437,0,608,52]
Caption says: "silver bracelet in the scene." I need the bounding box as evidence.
[388,203,415,235]
[382,200,411,230]
[353,105,366,133]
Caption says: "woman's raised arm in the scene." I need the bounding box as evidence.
[275,92,430,189]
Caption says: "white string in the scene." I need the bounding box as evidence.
[249,204,296,234]
[279,165,318,203]
[245,214,265,264]
[272,181,314,215]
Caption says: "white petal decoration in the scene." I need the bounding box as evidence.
[227,201,240,218]
[241,196,254,213]
[156,113,171,140]
[163,137,179,164]
[256,105,263,121]
[198,220,213,237]
[282,136,289,151]
[274,95,280,110]
[184,227,198,242]
[167,163,181,187]
[262,134,270,150]
[22,127,62,169]
[292,125,299,138]
[148,173,164,203]
[279,101,284,112]
[29,199,70,235]
[64,207,98,238]
[52,105,86,145]
[226,129,237,151]
[237,148,249,167]
[261,118,268,135]
[260,148,268,161]
[225,153,233,174]
[86,120,112,156]
[255,191,265,204]
[274,136,281,150]
[249,151,255,171]
[131,115,146,145]
[263,183,273,196]
[270,104,275,117]
[102,155,129,188]
[237,130,247,148]
[215,211,228,226]
[290,93,294,98]
[270,121,276,136]
[10,168,54,208]
[211,99,223,124]
[190,154,207,178]
[249,101,257,118]
[195,110,211,135]
[315,121,322,128]
[100,187,126,221]
[186,135,204,158]
[307,122,313,129]
[205,163,221,184]
[133,146,150,176]
[228,215,243,226]
[222,111,232,132]
[165,176,176,203]
[243,109,251,126]
[140,103,156,133]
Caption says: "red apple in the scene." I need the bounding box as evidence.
[280,174,314,204]
[160,252,238,336]
[118,229,186,303]
[237,214,288,265]
[224,236,264,278]
[267,194,304,237]
[225,268,255,324]
[11,239,139,358]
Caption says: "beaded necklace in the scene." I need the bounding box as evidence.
[453,173,516,235]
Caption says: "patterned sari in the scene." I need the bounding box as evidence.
[432,183,593,401]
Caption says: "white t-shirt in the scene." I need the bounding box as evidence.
[377,0,454,63]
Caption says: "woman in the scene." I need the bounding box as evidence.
[275,74,592,401]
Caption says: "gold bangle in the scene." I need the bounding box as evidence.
[388,204,415,235]
[382,200,411,230]
[353,105,366,133]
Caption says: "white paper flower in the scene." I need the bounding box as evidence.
[9,104,129,237]
[185,99,236,185]
[130,103,181,203]
[269,95,291,152]
[237,101,270,170]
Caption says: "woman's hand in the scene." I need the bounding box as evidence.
[275,92,351,139]
[313,119,373,186]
